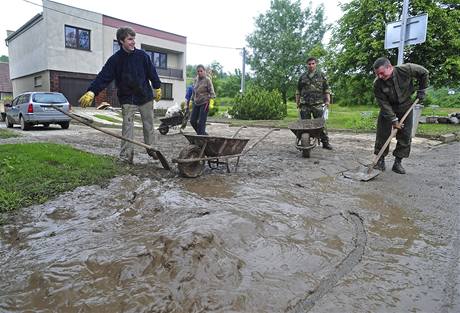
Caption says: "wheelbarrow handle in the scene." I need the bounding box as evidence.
[231,126,247,138]
[242,128,280,156]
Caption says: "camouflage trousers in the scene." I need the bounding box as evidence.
[299,104,329,143]
[374,110,413,159]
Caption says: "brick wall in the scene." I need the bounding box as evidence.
[49,70,120,107]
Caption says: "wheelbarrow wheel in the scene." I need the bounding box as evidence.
[301,133,311,158]
[177,144,204,178]
[159,124,169,135]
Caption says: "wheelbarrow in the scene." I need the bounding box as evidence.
[172,127,279,178]
[289,118,325,158]
[158,110,187,135]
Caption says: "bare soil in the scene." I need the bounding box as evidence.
[0,122,459,313]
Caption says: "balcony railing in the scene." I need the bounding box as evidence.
[156,67,183,80]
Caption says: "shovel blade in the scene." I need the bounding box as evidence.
[343,166,381,181]
[155,151,171,170]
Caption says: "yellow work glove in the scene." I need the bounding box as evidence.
[209,98,215,110]
[154,88,162,102]
[78,91,95,108]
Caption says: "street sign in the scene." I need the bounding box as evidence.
[385,13,428,49]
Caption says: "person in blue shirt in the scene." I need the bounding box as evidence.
[79,27,162,164]
[185,84,193,109]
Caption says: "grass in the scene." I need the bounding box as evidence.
[0,143,121,213]
[212,101,459,138]
[0,129,20,139]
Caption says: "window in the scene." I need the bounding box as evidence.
[18,94,30,105]
[65,25,90,50]
[113,40,120,54]
[34,76,42,87]
[161,83,173,100]
[32,93,67,104]
[145,50,167,69]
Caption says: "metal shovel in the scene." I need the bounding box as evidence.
[51,105,171,170]
[343,99,419,181]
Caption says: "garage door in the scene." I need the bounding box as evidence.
[59,77,93,107]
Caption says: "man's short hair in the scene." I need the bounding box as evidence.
[116,27,136,45]
[307,57,317,64]
[373,57,391,70]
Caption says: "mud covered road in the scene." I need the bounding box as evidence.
[1,123,459,313]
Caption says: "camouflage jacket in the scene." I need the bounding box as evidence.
[297,70,331,106]
[374,63,429,122]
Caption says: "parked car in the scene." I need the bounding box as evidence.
[4,92,71,130]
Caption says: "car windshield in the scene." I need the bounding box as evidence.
[32,93,68,104]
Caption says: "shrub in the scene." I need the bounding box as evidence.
[344,111,378,130]
[424,88,460,108]
[229,87,286,120]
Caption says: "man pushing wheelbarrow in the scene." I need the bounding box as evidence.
[295,56,333,150]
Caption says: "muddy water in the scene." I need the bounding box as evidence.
[0,123,459,312]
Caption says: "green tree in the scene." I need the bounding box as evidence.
[246,0,328,103]
[0,55,8,62]
[327,0,460,105]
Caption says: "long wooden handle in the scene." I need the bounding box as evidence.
[51,105,171,170]
[368,99,419,173]
[242,128,279,156]
[51,105,156,150]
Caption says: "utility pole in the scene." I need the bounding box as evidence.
[397,0,410,65]
[240,47,246,93]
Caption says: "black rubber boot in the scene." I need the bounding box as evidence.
[322,142,333,150]
[392,157,406,174]
[373,157,385,171]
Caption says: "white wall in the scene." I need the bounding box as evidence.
[8,16,47,80]
[11,70,50,96]
[43,0,104,74]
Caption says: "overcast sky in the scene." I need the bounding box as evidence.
[1,0,346,72]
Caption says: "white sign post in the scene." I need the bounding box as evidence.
[384,0,428,65]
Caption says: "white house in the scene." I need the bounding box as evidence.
[5,0,186,108]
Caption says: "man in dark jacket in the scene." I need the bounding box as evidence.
[372,57,429,174]
[79,27,162,164]
[296,57,332,150]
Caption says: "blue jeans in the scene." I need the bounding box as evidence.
[190,103,208,135]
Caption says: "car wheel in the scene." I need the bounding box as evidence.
[5,116,13,128]
[20,116,30,131]
[60,121,70,129]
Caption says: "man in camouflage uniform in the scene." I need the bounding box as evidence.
[373,57,429,174]
[296,57,332,150]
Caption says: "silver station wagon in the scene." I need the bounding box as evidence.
[4,92,71,130]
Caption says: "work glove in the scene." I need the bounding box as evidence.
[209,98,215,110]
[78,91,95,108]
[154,88,162,102]
[416,90,426,102]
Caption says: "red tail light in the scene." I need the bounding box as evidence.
[27,103,33,113]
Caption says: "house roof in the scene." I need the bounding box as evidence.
[0,62,13,93]
[5,13,43,44]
